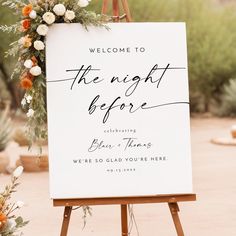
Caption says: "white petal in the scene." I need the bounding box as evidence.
[13,166,24,178]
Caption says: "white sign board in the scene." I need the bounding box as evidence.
[46,23,192,199]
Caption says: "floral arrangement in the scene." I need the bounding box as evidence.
[0,0,106,144]
[0,166,28,235]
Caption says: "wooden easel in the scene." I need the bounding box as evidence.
[56,1,197,235]
[55,194,196,236]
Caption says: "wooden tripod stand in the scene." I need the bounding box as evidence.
[56,194,196,236]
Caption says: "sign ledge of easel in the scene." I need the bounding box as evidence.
[53,194,196,206]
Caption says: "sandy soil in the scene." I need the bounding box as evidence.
[1,117,236,236]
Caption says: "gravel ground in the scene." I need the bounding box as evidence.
[1,117,236,236]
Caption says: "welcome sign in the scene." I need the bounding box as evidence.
[46,23,192,199]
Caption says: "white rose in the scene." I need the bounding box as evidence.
[43,12,56,24]
[36,24,49,36]
[24,59,33,68]
[16,201,25,208]
[27,108,35,117]
[34,40,45,51]
[53,4,66,16]
[65,10,75,21]
[30,66,42,76]
[13,166,24,178]
[29,10,37,19]
[77,0,89,7]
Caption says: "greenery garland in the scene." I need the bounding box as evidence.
[0,0,106,145]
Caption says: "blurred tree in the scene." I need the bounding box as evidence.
[217,78,236,116]
[0,5,21,108]
[1,0,236,114]
[90,0,236,112]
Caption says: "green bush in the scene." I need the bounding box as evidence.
[1,0,236,114]
[0,6,17,70]
[0,5,18,105]
[90,0,236,113]
[217,79,236,116]
[0,75,10,101]
[0,109,12,151]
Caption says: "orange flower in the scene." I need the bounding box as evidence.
[22,19,31,30]
[31,56,38,66]
[23,35,32,48]
[0,212,7,229]
[0,213,6,221]
[20,78,33,90]
[20,72,34,90]
[22,4,33,16]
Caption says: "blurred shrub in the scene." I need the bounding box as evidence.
[0,75,10,101]
[90,0,236,113]
[0,108,12,151]
[217,79,236,116]
[0,6,17,69]
[0,0,236,114]
[0,6,18,105]
[13,127,30,147]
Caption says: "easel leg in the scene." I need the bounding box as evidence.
[120,0,132,22]
[168,202,184,236]
[101,0,109,15]
[60,206,72,236]
[113,0,120,21]
[121,204,128,236]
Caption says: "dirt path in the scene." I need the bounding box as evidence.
[1,117,236,236]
